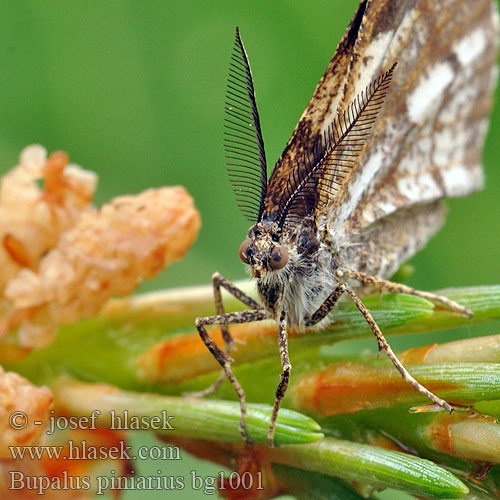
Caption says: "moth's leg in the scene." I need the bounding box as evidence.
[305,283,345,327]
[342,268,472,318]
[191,272,263,398]
[212,271,261,346]
[343,283,453,412]
[192,309,268,444]
[186,367,226,398]
[268,312,291,446]
[265,285,345,444]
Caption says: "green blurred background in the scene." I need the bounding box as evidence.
[0,1,498,499]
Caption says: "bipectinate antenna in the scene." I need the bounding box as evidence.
[224,27,268,222]
[277,63,397,230]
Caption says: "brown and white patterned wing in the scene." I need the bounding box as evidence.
[329,0,499,246]
[339,200,448,278]
[266,0,498,267]
[263,0,366,216]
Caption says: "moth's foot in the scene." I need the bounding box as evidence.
[182,369,226,398]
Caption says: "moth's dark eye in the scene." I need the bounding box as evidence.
[238,238,252,264]
[269,246,288,270]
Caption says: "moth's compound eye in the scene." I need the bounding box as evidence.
[269,246,288,270]
[238,238,252,264]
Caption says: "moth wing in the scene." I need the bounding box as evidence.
[329,0,499,245]
[339,200,447,278]
[263,0,366,215]
[267,0,498,276]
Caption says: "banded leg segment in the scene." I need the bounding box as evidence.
[193,273,264,397]
[265,284,345,444]
[306,272,454,412]
[305,283,345,326]
[212,271,262,345]
[342,268,472,318]
[343,284,453,412]
[268,313,291,446]
[194,309,268,443]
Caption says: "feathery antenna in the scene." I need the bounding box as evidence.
[278,63,397,229]
[224,27,268,222]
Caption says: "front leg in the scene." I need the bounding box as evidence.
[212,271,262,347]
[268,284,344,444]
[194,309,268,443]
[266,286,345,445]
[305,283,345,327]
[190,273,264,398]
[268,312,291,446]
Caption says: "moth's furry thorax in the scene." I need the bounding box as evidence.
[246,218,339,328]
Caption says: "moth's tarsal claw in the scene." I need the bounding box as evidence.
[444,303,473,319]
[430,397,454,413]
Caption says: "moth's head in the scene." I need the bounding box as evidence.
[238,222,289,278]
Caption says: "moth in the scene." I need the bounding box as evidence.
[192,0,499,445]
